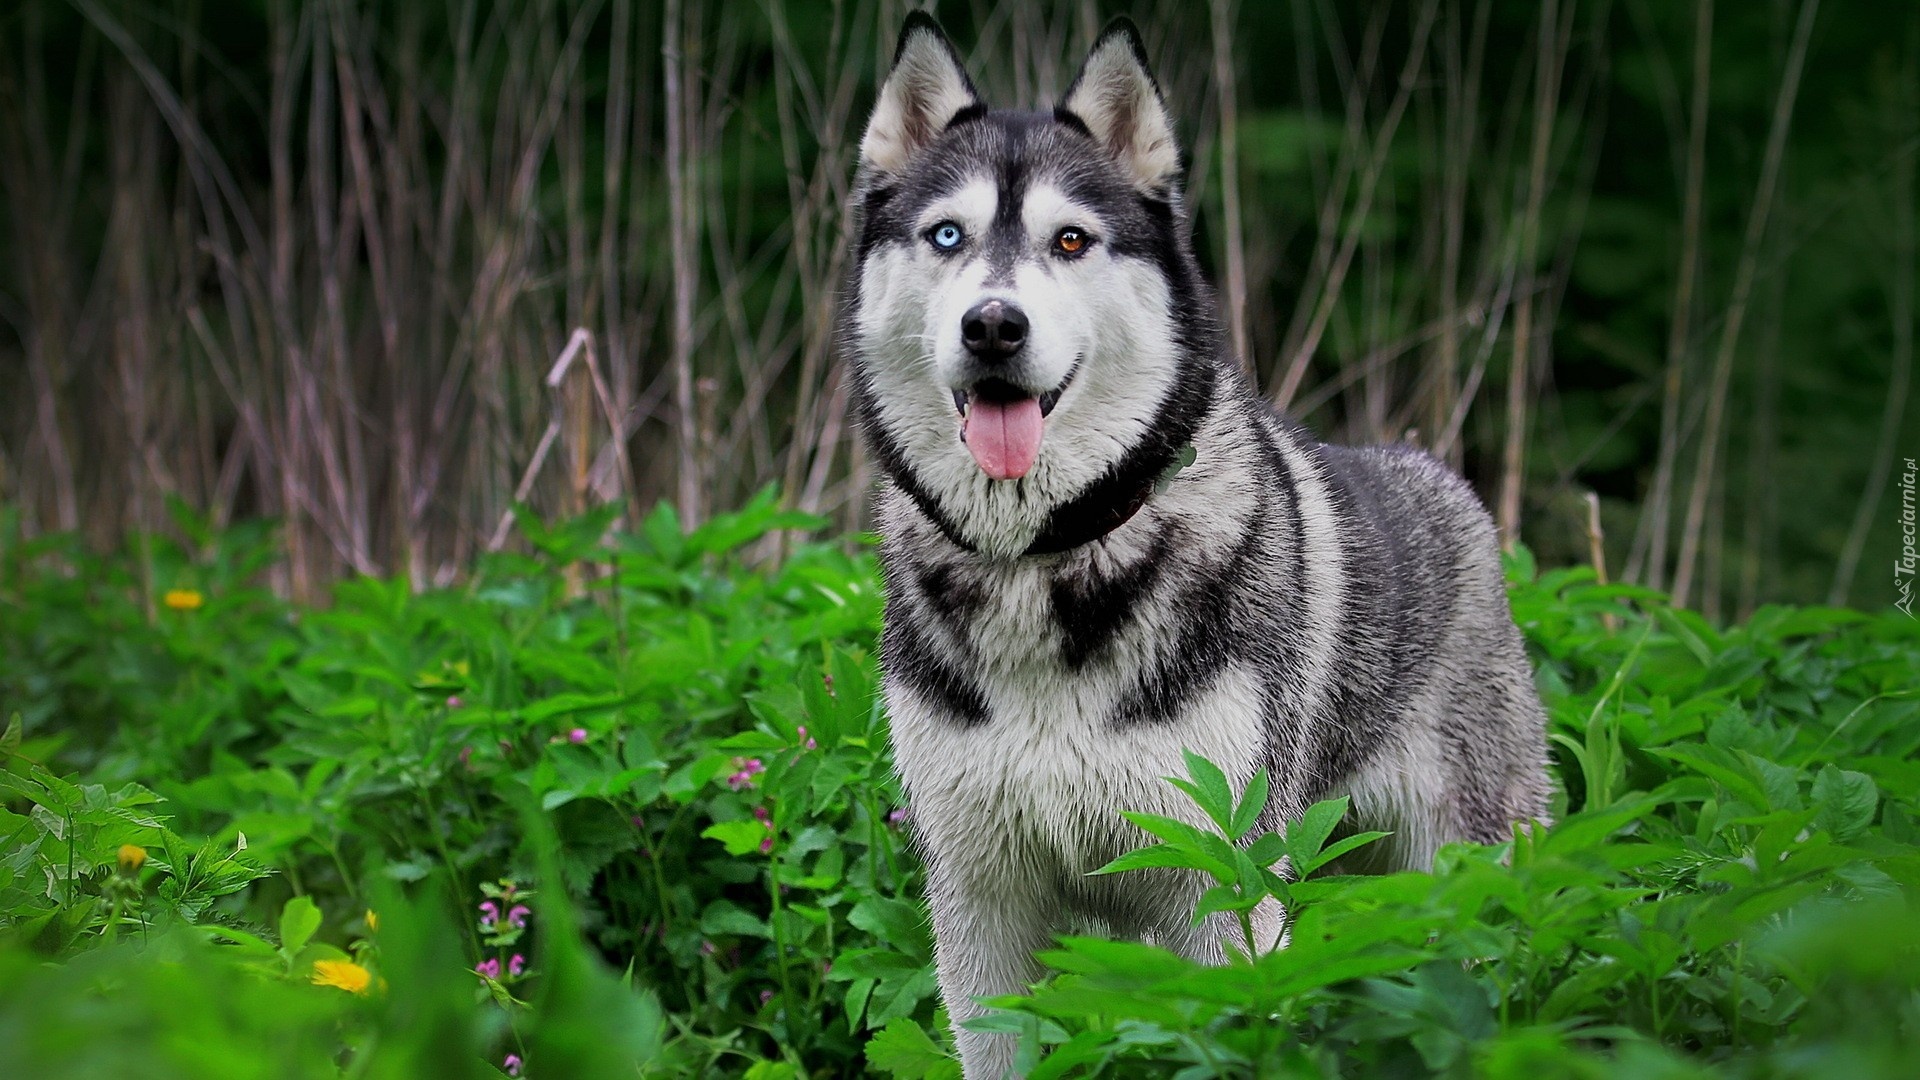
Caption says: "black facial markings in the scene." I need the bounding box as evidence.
[979,139,1031,284]
[1049,525,1171,669]
[1136,194,1174,224]
[855,183,899,262]
[1051,107,1092,139]
[944,101,988,130]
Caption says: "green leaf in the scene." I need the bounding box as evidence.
[699,900,771,939]
[1245,832,1286,866]
[195,923,279,957]
[1193,883,1260,921]
[848,897,934,962]
[865,1017,961,1079]
[1230,769,1270,840]
[1298,830,1393,877]
[1810,766,1877,840]
[701,820,770,857]
[1119,811,1210,848]
[1089,844,1197,876]
[279,895,322,955]
[1285,797,1351,867]
[1178,749,1236,832]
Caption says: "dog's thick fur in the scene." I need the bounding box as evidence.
[844,17,1552,1078]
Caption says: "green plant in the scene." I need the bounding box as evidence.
[1,506,1915,1077]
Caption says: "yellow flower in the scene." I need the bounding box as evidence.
[311,959,372,995]
[117,844,147,872]
[364,910,380,934]
[163,588,204,611]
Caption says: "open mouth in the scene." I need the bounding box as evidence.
[952,362,1078,481]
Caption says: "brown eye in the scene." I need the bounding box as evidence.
[1054,227,1089,256]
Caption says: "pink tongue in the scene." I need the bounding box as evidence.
[963,396,1044,480]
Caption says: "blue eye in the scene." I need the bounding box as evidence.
[929,222,964,251]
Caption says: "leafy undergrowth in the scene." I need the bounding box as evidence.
[1,500,1916,1078]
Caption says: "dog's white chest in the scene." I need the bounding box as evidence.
[890,660,1269,881]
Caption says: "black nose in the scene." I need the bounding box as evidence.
[960,299,1028,364]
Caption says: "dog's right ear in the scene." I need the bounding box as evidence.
[860,14,982,174]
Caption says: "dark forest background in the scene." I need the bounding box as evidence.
[1,0,1913,616]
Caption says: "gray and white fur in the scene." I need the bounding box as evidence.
[843,16,1551,1079]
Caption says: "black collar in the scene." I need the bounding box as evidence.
[884,441,1197,559]
[1022,443,1195,557]
[1022,479,1156,555]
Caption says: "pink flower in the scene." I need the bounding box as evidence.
[507,904,531,929]
[726,757,765,790]
[568,727,587,744]
[752,805,771,825]
[796,726,817,750]
[476,957,500,979]
[760,988,775,1005]
[887,806,910,827]
[504,1053,523,1077]
[479,900,500,928]
[508,953,526,977]
[759,835,774,854]
[699,940,716,956]
[446,695,463,709]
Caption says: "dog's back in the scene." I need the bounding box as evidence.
[1311,438,1553,869]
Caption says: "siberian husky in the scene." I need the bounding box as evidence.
[844,15,1552,1077]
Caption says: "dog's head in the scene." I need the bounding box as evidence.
[847,15,1219,558]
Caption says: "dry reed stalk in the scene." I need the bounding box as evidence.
[1634,0,1714,592]
[1829,39,1917,606]
[1425,0,1490,469]
[1495,0,1571,551]
[1274,2,1388,408]
[1672,0,1819,609]
[1740,274,1785,619]
[664,0,702,528]
[1209,0,1250,370]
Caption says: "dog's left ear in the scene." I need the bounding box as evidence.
[860,14,983,174]
[1059,19,1179,193]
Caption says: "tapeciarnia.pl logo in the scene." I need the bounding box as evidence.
[1897,456,1916,618]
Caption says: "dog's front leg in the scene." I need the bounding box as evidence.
[925,868,1052,1080]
